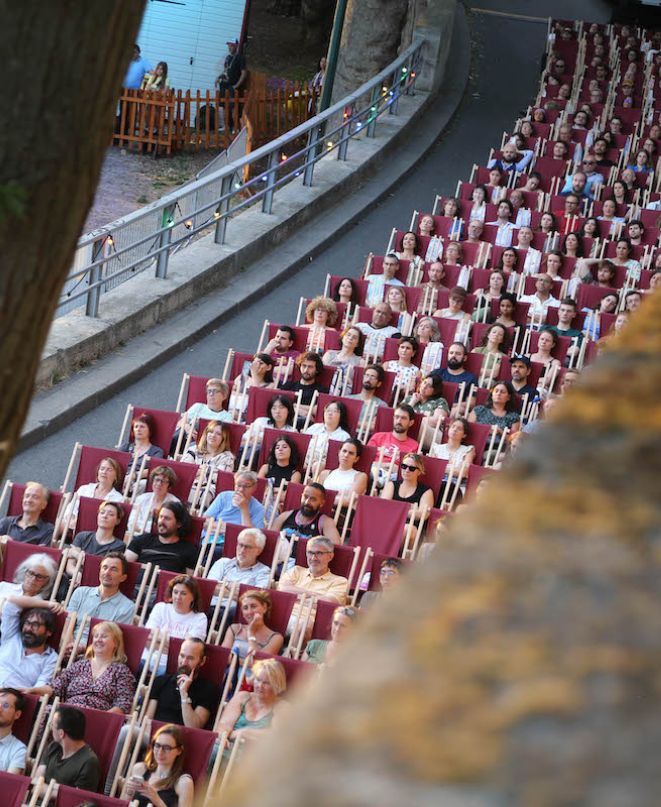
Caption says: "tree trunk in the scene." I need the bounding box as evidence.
[330,0,410,104]
[0,2,145,479]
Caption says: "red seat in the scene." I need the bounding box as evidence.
[0,772,31,807]
[196,419,245,458]
[80,553,143,600]
[227,351,258,382]
[140,457,199,502]
[122,406,180,456]
[267,324,340,353]
[350,366,396,402]
[222,522,280,568]
[347,497,410,555]
[74,705,126,786]
[308,598,338,641]
[527,330,575,364]
[5,481,65,525]
[56,786,129,807]
[373,406,424,441]
[75,496,131,538]
[464,421,499,466]
[12,692,41,745]
[253,649,313,689]
[181,375,231,414]
[382,337,423,368]
[237,584,297,637]
[465,464,496,495]
[244,386,294,424]
[258,427,311,474]
[154,570,218,616]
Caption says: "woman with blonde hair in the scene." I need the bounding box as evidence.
[124,723,194,807]
[221,589,284,660]
[217,658,287,743]
[183,420,235,508]
[45,621,136,714]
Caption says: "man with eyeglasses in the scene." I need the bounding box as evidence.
[0,482,54,546]
[203,471,265,563]
[206,527,270,600]
[0,688,27,774]
[172,378,232,453]
[278,536,348,640]
[0,594,61,691]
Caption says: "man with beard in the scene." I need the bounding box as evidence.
[126,502,197,575]
[430,342,477,387]
[487,141,534,173]
[272,483,341,545]
[146,638,217,728]
[367,404,419,478]
[0,596,59,691]
[279,351,329,427]
[346,364,388,435]
[0,688,27,773]
[509,356,540,400]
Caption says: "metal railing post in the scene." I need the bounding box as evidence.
[214,175,234,244]
[390,70,401,115]
[303,127,321,186]
[261,150,280,214]
[85,237,106,317]
[337,105,354,161]
[366,87,380,138]
[155,204,175,278]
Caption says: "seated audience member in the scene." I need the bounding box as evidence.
[126,502,197,575]
[146,575,208,646]
[559,170,592,199]
[67,552,135,642]
[415,317,444,375]
[494,292,518,328]
[472,271,507,322]
[366,254,404,306]
[279,351,329,425]
[0,688,27,774]
[278,536,348,638]
[472,322,510,385]
[303,605,357,665]
[381,452,434,535]
[304,400,352,468]
[405,375,450,421]
[416,262,449,314]
[44,621,136,714]
[354,303,400,360]
[299,296,338,355]
[272,483,341,544]
[146,638,218,729]
[487,141,534,173]
[69,501,127,568]
[258,435,302,487]
[529,328,562,377]
[204,471,266,547]
[229,353,275,422]
[119,413,165,488]
[123,723,193,807]
[624,289,642,313]
[384,285,409,331]
[429,341,477,388]
[429,417,475,497]
[469,184,488,220]
[242,394,297,461]
[509,356,540,399]
[217,659,286,750]
[360,558,403,609]
[346,364,388,431]
[38,706,100,792]
[221,589,283,660]
[331,277,361,308]
[432,286,472,333]
[0,482,54,546]
[62,457,125,531]
[520,273,560,324]
[367,404,420,478]
[174,379,233,451]
[469,381,521,434]
[0,553,58,613]
[384,337,422,399]
[206,527,271,598]
[464,218,485,244]
[486,199,516,246]
[183,421,236,508]
[395,231,425,274]
[129,471,180,535]
[317,439,368,498]
[515,225,542,274]
[263,325,300,368]
[0,595,59,691]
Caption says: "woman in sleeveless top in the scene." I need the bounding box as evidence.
[123,723,193,807]
[258,435,302,487]
[221,589,283,661]
[318,439,367,499]
[429,417,476,506]
[381,453,434,550]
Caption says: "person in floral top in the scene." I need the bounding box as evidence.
[44,621,136,714]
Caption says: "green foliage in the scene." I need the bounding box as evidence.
[0,182,28,222]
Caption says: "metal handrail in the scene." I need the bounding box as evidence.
[58,38,425,318]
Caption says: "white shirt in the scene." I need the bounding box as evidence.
[145,603,208,640]
[0,602,57,689]
[0,732,26,773]
[63,482,124,527]
[520,292,560,320]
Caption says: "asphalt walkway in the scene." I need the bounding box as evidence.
[8,0,612,487]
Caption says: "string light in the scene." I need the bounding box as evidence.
[184,219,193,230]
[213,206,221,220]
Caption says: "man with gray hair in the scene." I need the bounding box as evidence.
[204,471,265,531]
[279,536,348,640]
[0,482,54,545]
[206,527,270,591]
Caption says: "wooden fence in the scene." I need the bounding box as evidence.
[113,79,320,156]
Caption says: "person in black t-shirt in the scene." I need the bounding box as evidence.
[215,40,247,132]
[279,351,329,429]
[145,638,217,729]
[126,502,197,575]
[509,356,540,400]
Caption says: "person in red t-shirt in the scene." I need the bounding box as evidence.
[367,404,419,486]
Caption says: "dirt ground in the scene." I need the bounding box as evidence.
[83,1,328,233]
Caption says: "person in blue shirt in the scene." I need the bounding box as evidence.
[124,44,152,90]
[430,341,477,387]
[204,471,265,559]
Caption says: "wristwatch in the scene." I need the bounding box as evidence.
[181,696,192,704]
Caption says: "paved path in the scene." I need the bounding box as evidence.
[7,0,612,487]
